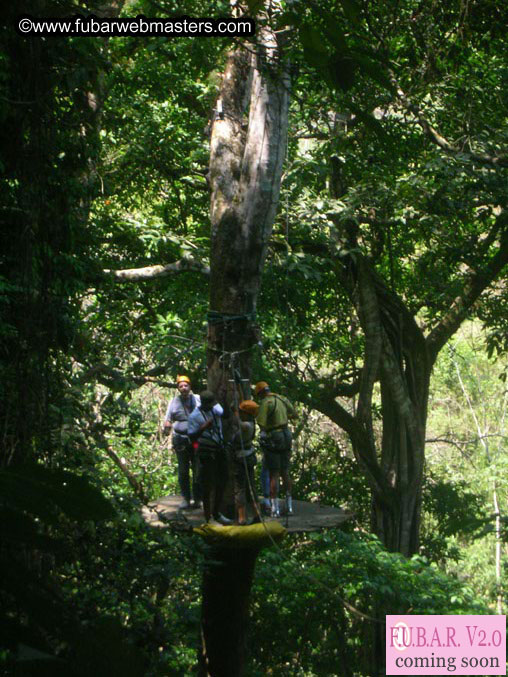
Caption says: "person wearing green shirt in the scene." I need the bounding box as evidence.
[254,381,296,517]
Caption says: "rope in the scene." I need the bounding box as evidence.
[209,343,258,356]
[207,310,256,325]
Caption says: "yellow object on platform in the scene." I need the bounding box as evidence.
[194,520,286,548]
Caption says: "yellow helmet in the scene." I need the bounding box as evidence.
[176,374,191,384]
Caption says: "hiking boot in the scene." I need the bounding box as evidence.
[215,513,233,525]
[178,499,191,510]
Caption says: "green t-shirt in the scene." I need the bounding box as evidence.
[256,393,295,431]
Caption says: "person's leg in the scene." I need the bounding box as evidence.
[190,445,202,505]
[269,470,280,498]
[246,457,261,522]
[281,443,293,514]
[281,458,292,496]
[259,459,270,513]
[265,447,281,517]
[261,462,270,498]
[246,456,258,504]
[212,452,229,521]
[233,460,247,525]
[175,440,191,507]
[269,469,281,517]
[199,456,213,522]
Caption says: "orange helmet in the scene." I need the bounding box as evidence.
[176,375,191,384]
[239,400,259,416]
[254,381,269,396]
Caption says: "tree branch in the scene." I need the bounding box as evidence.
[103,257,210,281]
[101,442,149,504]
[79,362,175,389]
[352,258,384,456]
[417,115,508,168]
[427,211,508,361]
[309,383,391,500]
[391,75,508,168]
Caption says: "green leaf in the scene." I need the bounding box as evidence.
[73,618,146,676]
[1,507,66,553]
[353,53,395,93]
[338,0,362,24]
[303,45,330,70]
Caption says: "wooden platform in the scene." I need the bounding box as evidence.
[141,495,352,534]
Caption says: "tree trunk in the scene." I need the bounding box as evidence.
[207,21,289,398]
[200,10,290,676]
[351,258,430,555]
[316,255,431,557]
[198,546,258,677]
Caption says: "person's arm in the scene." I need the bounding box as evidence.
[212,402,224,416]
[163,400,173,431]
[256,400,268,430]
[241,421,251,432]
[275,394,296,420]
[188,410,212,440]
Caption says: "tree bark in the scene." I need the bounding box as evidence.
[207,22,290,398]
[199,11,290,676]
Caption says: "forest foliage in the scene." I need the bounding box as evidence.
[1,0,507,674]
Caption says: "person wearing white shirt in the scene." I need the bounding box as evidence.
[163,375,201,509]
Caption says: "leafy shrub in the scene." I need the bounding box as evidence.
[249,530,487,676]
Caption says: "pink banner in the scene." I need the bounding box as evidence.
[386,615,506,675]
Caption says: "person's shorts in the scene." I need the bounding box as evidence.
[264,448,291,472]
[262,428,292,472]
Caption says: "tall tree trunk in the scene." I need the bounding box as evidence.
[200,10,290,676]
[373,290,430,555]
[351,257,431,555]
[207,21,289,398]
